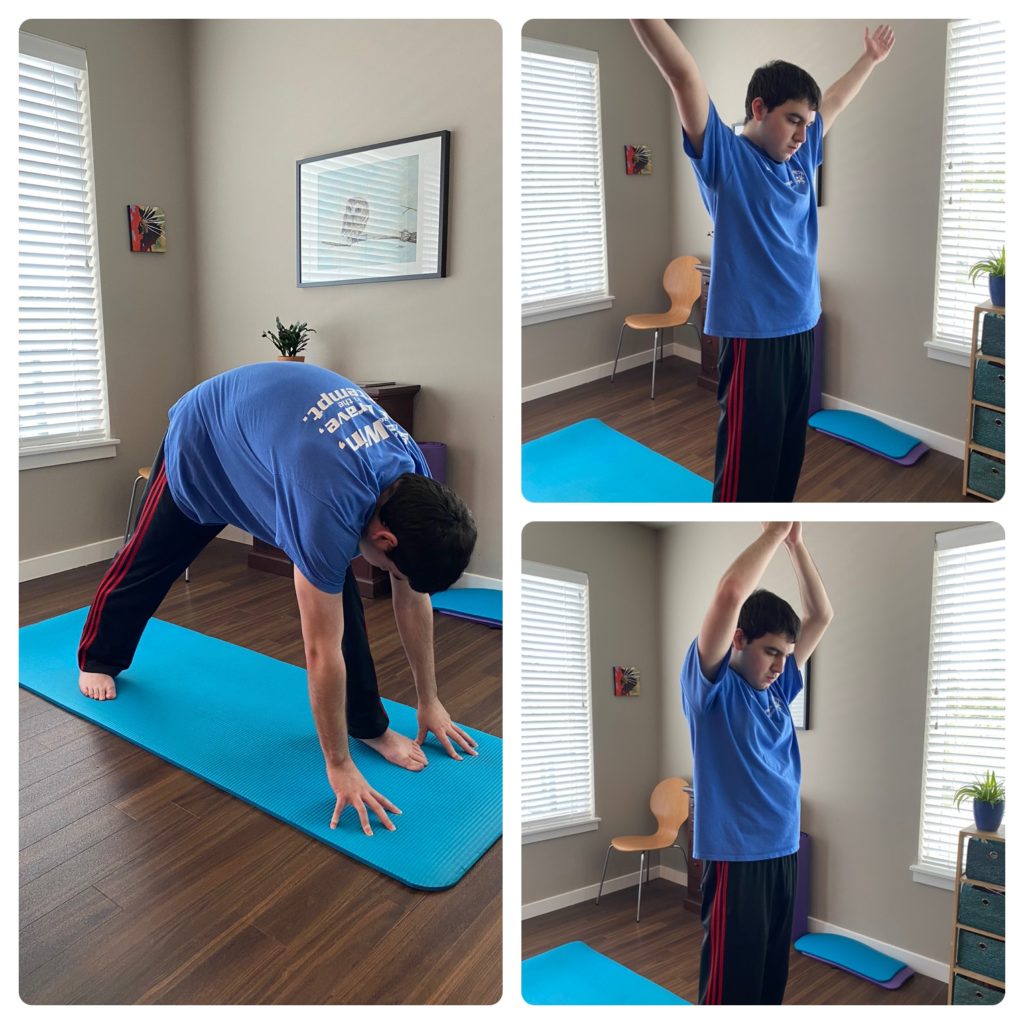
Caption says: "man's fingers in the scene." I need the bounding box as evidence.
[415,725,427,745]
[451,726,479,755]
[354,797,373,836]
[330,795,344,830]
[366,796,396,832]
[439,731,462,761]
[372,789,402,815]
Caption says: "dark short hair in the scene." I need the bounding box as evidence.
[377,473,477,594]
[744,60,822,123]
[737,589,801,643]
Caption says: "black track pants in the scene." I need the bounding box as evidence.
[77,441,390,739]
[712,331,814,503]
[698,853,798,1005]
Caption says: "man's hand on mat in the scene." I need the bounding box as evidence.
[327,758,401,836]
[79,671,117,701]
[415,698,479,761]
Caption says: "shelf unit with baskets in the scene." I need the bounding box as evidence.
[962,304,1006,501]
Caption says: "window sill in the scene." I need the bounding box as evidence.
[910,862,955,891]
[522,816,601,845]
[523,295,615,327]
[20,437,120,471]
[925,339,970,368]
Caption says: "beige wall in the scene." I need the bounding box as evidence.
[656,521,987,964]
[521,20,682,389]
[186,20,502,579]
[666,19,965,439]
[19,20,196,560]
[20,20,503,581]
[522,522,663,906]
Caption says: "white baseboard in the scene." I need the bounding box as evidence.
[19,537,124,582]
[819,393,963,460]
[522,351,964,461]
[522,872,946,982]
[805,915,948,984]
[522,864,677,920]
[522,342,699,403]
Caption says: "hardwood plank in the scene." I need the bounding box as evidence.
[20,728,129,790]
[20,803,136,884]
[19,887,123,980]
[522,357,975,504]
[523,879,946,1005]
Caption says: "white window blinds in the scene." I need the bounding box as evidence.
[917,525,1005,874]
[930,20,1005,357]
[521,39,610,322]
[521,562,596,837]
[19,33,111,449]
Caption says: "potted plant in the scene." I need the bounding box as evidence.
[953,770,1005,833]
[968,246,1005,309]
[262,318,316,361]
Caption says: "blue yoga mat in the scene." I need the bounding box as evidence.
[522,942,690,1005]
[430,587,502,626]
[522,419,712,502]
[794,933,907,983]
[19,609,501,890]
[808,409,921,460]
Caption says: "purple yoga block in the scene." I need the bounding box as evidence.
[419,441,447,483]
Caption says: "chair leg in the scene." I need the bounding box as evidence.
[636,851,646,921]
[123,475,144,544]
[649,329,660,399]
[185,566,191,583]
[596,845,613,904]
[611,323,628,382]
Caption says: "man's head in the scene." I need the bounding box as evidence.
[359,473,477,594]
[743,60,821,163]
[730,589,801,690]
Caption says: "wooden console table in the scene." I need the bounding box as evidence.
[248,381,421,598]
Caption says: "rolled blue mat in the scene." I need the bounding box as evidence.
[522,941,690,1004]
[794,933,907,983]
[19,609,502,890]
[523,418,712,502]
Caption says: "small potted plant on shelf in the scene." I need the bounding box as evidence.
[953,769,1005,833]
[262,318,316,361]
[968,246,1005,309]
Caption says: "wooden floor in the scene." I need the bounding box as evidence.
[523,356,975,503]
[523,880,946,1005]
[19,540,502,1004]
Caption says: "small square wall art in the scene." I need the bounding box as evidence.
[613,666,640,697]
[624,144,652,175]
[127,205,166,252]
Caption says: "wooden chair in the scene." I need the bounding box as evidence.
[595,777,690,921]
[124,466,190,582]
[610,255,703,399]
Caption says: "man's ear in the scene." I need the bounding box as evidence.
[732,628,747,651]
[750,97,767,122]
[366,518,398,553]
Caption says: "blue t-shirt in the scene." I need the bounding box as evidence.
[679,637,803,861]
[684,100,823,339]
[164,362,430,594]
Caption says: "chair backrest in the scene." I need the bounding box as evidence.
[662,255,702,318]
[650,776,690,832]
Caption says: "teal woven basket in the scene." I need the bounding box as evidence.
[972,407,1005,453]
[956,931,1005,982]
[965,837,1006,885]
[952,974,1003,1005]
[981,314,1005,359]
[973,360,1005,407]
[958,884,1004,935]
[968,452,1005,500]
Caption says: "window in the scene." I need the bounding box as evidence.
[521,561,598,843]
[19,32,116,469]
[913,524,1005,888]
[927,20,1005,366]
[521,39,612,326]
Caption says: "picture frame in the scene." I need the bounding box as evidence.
[297,130,450,287]
[732,121,822,206]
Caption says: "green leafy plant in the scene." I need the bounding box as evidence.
[953,770,1005,809]
[967,246,1005,284]
[262,317,316,357]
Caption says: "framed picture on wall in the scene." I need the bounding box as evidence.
[297,130,450,287]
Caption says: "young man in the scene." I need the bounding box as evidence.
[680,522,833,1003]
[77,361,478,837]
[631,21,895,501]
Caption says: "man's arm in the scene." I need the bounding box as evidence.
[819,24,895,136]
[697,523,793,679]
[782,524,834,668]
[390,576,478,760]
[294,567,400,834]
[630,19,710,156]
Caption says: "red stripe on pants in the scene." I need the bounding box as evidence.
[723,341,747,502]
[77,466,168,668]
[708,861,729,1003]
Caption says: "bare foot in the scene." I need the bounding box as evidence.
[79,671,117,701]
[358,729,428,771]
